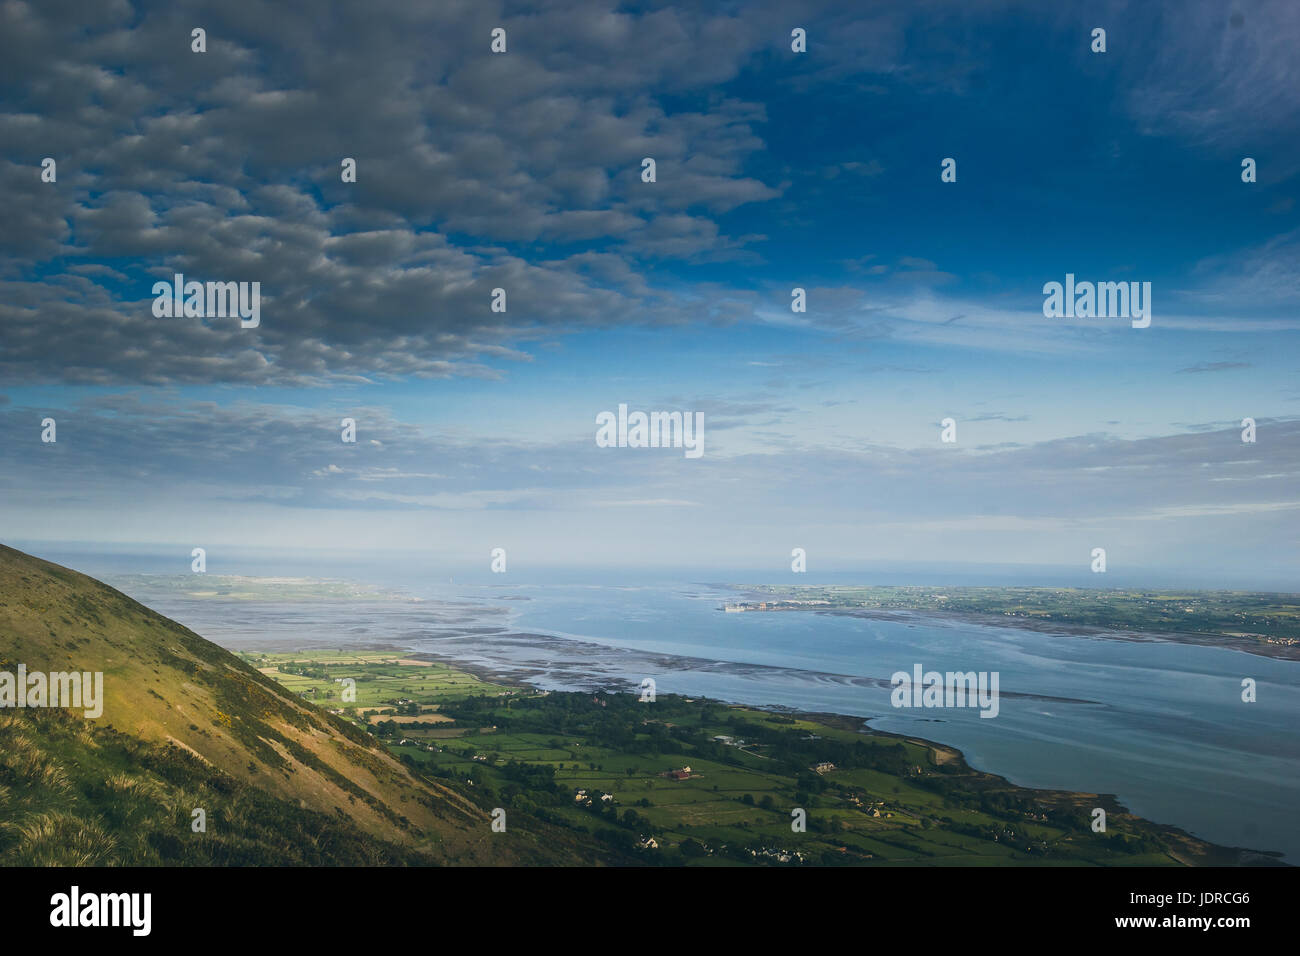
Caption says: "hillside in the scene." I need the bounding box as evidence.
[0,544,616,865]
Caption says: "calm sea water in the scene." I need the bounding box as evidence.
[475,582,1300,863]
[39,546,1295,864]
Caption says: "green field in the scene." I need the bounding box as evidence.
[250,649,1249,867]
[241,649,513,712]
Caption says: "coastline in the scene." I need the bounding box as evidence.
[390,642,1285,867]
[716,592,1300,662]
[402,630,1097,704]
[161,577,1296,867]
[826,606,1300,662]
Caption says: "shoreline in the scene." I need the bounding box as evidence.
[403,632,1096,704]
[716,592,1300,662]
[306,642,1285,867]
[827,606,1300,661]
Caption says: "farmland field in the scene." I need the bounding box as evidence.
[247,649,1245,867]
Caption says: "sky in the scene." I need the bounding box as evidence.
[1,0,1298,583]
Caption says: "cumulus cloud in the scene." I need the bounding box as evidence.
[0,0,796,384]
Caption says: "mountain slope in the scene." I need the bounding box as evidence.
[0,544,615,865]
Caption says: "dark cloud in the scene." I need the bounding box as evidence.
[0,0,799,385]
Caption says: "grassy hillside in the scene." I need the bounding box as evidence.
[0,544,617,865]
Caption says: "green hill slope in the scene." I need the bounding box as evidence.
[0,544,614,865]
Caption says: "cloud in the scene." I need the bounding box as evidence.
[1122,0,1300,162]
[4,0,1297,387]
[1177,361,1253,374]
[4,392,1296,522]
[0,0,791,385]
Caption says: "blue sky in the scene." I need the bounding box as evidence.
[2,0,1298,582]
